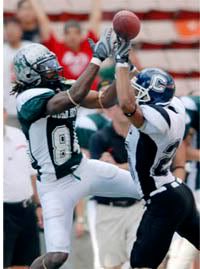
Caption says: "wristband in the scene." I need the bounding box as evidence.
[90,57,102,67]
[171,166,185,172]
[76,216,84,224]
[116,62,129,69]
[98,91,104,109]
[35,203,42,209]
[124,105,137,117]
[66,90,79,107]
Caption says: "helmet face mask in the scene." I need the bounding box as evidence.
[131,68,175,107]
[14,44,63,88]
[131,76,151,104]
[32,55,62,73]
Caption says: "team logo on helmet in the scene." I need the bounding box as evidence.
[131,68,175,106]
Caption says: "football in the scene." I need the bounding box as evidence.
[112,10,141,40]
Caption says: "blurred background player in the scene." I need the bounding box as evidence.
[4,108,41,268]
[4,17,31,128]
[167,94,200,269]
[89,104,144,269]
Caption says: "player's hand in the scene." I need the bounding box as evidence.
[75,222,85,238]
[36,206,44,229]
[88,28,113,61]
[100,152,117,164]
[114,35,131,64]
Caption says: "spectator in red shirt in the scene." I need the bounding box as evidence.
[29,0,102,90]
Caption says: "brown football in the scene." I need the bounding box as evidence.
[113,10,141,40]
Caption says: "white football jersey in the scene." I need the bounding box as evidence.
[125,97,186,198]
[16,88,82,182]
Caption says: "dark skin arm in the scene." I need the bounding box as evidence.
[80,81,117,109]
[46,63,99,114]
[80,67,140,109]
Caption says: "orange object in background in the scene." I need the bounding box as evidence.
[175,20,200,38]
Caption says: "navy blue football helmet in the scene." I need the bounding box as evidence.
[131,68,175,106]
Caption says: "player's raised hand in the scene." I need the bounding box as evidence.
[88,27,113,61]
[114,35,131,64]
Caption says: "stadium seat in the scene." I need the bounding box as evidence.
[165,49,199,73]
[4,0,199,92]
[174,78,190,96]
[140,21,178,43]
[187,78,200,94]
[175,20,200,41]
[135,50,169,70]
[175,78,199,96]
[4,0,200,17]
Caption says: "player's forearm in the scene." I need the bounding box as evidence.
[100,81,118,108]
[46,63,99,114]
[116,66,136,112]
[172,141,187,180]
[116,66,144,128]
[80,81,117,109]
[31,175,41,206]
[75,200,85,222]
[186,148,200,162]
[70,63,100,104]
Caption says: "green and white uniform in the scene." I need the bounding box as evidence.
[17,88,82,182]
[16,87,140,253]
[181,96,200,192]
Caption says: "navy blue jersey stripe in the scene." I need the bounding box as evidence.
[168,105,178,114]
[135,132,157,196]
[148,104,171,128]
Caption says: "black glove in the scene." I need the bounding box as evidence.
[114,36,130,64]
[88,28,113,61]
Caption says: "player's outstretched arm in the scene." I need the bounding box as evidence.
[114,38,144,128]
[46,28,113,114]
[80,81,117,109]
[46,63,100,115]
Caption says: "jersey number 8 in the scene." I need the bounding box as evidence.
[52,126,71,165]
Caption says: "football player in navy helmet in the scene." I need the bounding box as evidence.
[114,39,200,269]
[131,67,175,106]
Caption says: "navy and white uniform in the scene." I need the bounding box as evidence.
[127,97,200,269]
[126,97,185,199]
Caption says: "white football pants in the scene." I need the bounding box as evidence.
[36,157,140,253]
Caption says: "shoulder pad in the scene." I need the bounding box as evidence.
[16,88,54,112]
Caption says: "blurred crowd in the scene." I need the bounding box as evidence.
[3,0,199,269]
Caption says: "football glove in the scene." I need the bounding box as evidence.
[88,28,113,61]
[114,36,130,64]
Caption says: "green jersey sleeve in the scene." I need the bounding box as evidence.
[16,88,55,123]
[181,96,199,138]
